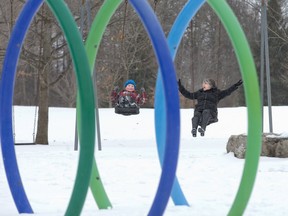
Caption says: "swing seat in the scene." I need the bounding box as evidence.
[114,95,140,116]
[207,117,218,125]
[14,142,36,145]
[199,112,218,126]
[115,104,140,116]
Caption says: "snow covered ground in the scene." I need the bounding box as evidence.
[1,106,288,215]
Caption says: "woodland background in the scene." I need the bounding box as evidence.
[0,0,287,143]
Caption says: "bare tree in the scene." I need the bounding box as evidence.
[16,3,75,143]
[1,0,287,117]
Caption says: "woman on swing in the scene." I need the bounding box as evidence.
[178,78,243,137]
[111,79,147,115]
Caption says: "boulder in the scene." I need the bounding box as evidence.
[226,133,288,159]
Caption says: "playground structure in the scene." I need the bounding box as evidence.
[0,0,262,216]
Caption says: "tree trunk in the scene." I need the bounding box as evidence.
[35,5,51,144]
[35,78,49,144]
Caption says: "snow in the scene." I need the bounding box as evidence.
[1,106,288,215]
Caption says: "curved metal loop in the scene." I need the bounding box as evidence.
[0,0,97,215]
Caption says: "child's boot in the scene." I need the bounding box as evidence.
[198,127,205,136]
[191,128,197,137]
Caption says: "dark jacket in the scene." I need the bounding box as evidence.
[178,83,239,115]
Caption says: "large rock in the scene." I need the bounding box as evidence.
[226,133,288,159]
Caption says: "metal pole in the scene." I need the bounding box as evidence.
[85,0,92,27]
[263,1,273,132]
[93,70,102,151]
[260,1,265,132]
[74,0,85,151]
[74,0,102,151]
[74,120,78,151]
[80,0,85,34]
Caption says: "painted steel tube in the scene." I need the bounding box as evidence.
[0,0,97,215]
[128,0,181,215]
[83,0,123,208]
[86,0,181,211]
[155,0,206,206]
[45,1,96,215]
[156,0,261,214]
[207,0,262,215]
[85,0,122,72]
[0,0,261,215]
[87,0,187,208]
[0,0,44,213]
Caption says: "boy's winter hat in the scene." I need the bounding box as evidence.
[203,78,216,88]
[124,79,136,88]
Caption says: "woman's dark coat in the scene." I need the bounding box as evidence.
[178,83,240,119]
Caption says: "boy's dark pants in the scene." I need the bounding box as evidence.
[192,109,213,131]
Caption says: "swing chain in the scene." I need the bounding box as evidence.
[121,0,129,42]
[12,106,16,142]
[32,106,38,143]
[153,0,158,11]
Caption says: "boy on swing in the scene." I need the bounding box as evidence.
[178,78,243,137]
[111,79,147,109]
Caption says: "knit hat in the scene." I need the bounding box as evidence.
[203,78,216,88]
[124,79,136,88]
